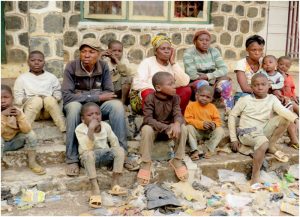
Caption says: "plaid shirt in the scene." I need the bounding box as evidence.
[183,47,228,81]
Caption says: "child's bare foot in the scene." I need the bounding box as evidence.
[65,163,80,176]
[190,150,200,161]
[137,162,151,186]
[250,172,260,185]
[169,158,188,181]
[27,150,46,175]
[90,178,100,195]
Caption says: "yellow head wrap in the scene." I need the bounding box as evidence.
[151,35,172,49]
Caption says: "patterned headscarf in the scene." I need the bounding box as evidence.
[151,35,172,49]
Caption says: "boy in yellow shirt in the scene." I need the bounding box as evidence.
[184,85,224,160]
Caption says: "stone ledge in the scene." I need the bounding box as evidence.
[2,144,298,196]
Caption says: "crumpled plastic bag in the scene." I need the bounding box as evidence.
[225,194,252,208]
[218,169,247,184]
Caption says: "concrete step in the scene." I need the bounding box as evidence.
[2,143,298,197]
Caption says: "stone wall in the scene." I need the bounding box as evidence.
[4,1,268,78]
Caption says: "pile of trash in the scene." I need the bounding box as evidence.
[77,163,299,216]
[1,163,299,216]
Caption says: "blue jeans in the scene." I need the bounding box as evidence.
[1,131,37,157]
[64,100,128,164]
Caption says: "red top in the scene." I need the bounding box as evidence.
[281,73,296,98]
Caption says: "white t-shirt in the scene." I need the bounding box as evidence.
[234,58,262,93]
[14,71,62,105]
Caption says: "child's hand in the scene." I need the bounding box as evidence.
[203,121,211,130]
[230,141,241,152]
[208,122,216,130]
[10,107,21,117]
[1,107,13,116]
[167,122,181,139]
[88,119,101,132]
[101,50,112,58]
[292,96,299,104]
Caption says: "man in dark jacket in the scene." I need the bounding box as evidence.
[62,38,128,176]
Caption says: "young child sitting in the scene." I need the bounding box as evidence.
[137,71,189,186]
[184,85,225,160]
[228,73,298,185]
[75,102,126,208]
[13,50,66,132]
[277,56,299,149]
[259,55,284,96]
[101,40,135,105]
[1,85,45,175]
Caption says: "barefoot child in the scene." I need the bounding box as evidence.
[14,50,66,132]
[184,85,224,160]
[277,56,299,149]
[75,102,126,208]
[228,73,298,185]
[1,85,45,175]
[102,40,134,105]
[137,71,188,186]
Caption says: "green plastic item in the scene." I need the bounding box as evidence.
[284,173,295,183]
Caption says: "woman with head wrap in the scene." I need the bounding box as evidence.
[234,35,265,102]
[130,35,191,114]
[183,29,234,112]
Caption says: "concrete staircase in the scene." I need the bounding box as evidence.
[1,119,299,197]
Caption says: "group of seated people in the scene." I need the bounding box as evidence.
[1,31,298,208]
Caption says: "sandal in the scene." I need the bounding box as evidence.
[289,142,299,150]
[273,150,289,163]
[169,159,188,182]
[65,163,80,176]
[137,162,151,186]
[190,150,200,161]
[108,185,127,196]
[89,195,101,208]
[124,158,140,171]
[30,165,46,175]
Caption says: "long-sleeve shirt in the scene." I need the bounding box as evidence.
[75,121,120,156]
[183,47,228,81]
[14,71,62,106]
[259,70,284,90]
[143,93,185,133]
[131,56,190,91]
[1,109,31,141]
[62,59,114,106]
[184,101,222,130]
[228,94,298,142]
[103,56,136,82]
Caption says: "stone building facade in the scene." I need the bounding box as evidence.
[3,1,269,78]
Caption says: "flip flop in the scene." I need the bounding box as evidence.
[289,142,299,150]
[65,163,80,176]
[108,185,127,196]
[124,158,140,171]
[190,150,200,161]
[137,163,151,186]
[169,159,188,182]
[89,195,101,208]
[273,150,289,163]
[30,165,46,175]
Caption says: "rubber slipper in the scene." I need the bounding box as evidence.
[169,159,188,182]
[108,185,127,196]
[124,158,140,171]
[137,163,151,186]
[65,163,80,176]
[289,142,299,150]
[30,165,46,175]
[89,195,101,208]
[273,150,289,163]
